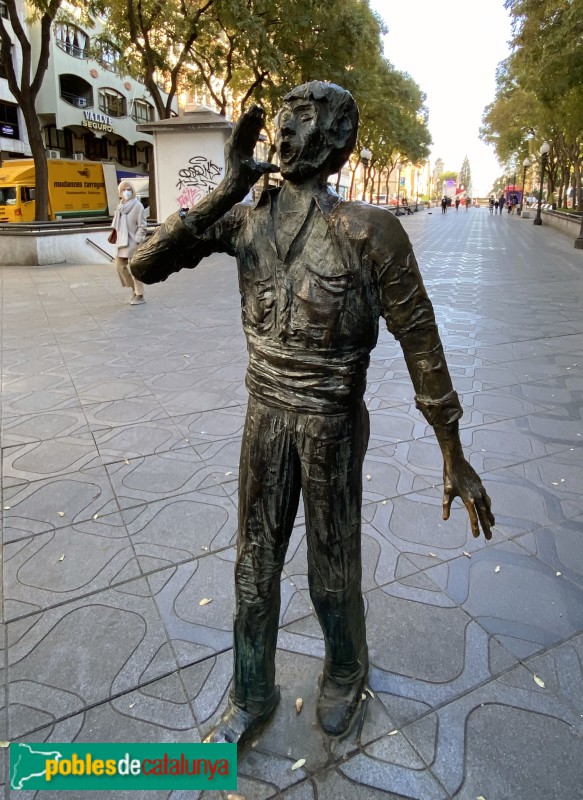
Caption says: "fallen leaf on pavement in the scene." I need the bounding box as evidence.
[295,698,303,714]
[495,565,501,573]
[533,675,545,688]
[463,551,471,558]
[291,758,306,771]
[199,598,212,606]
[58,511,65,517]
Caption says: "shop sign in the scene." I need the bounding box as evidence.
[82,110,115,133]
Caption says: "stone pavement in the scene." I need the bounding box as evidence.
[1,206,582,799]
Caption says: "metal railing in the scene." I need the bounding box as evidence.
[86,237,114,261]
[55,41,89,59]
[60,91,93,108]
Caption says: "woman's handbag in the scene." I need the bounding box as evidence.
[108,229,117,244]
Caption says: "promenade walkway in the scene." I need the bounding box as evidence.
[1,206,582,799]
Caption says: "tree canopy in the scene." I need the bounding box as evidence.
[481,0,583,208]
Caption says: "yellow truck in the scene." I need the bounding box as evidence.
[0,159,119,223]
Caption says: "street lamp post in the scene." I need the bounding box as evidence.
[415,169,419,212]
[519,156,530,216]
[395,161,404,216]
[534,141,551,226]
[360,147,372,202]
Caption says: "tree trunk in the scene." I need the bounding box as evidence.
[21,99,49,221]
[349,162,357,201]
[574,160,582,211]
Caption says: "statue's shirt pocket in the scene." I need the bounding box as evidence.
[291,266,350,339]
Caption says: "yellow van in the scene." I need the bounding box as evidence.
[0,159,114,223]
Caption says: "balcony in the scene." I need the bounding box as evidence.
[59,75,93,109]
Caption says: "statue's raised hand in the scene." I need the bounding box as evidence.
[225,105,279,194]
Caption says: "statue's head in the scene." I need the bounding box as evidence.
[275,81,359,182]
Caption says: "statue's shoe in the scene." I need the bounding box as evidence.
[316,675,366,737]
[203,688,280,748]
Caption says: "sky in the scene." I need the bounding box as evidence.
[368,0,513,195]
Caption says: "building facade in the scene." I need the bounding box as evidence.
[0,0,31,161]
[1,2,176,173]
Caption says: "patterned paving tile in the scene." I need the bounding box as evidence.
[424,541,583,659]
[401,665,583,799]
[2,467,121,543]
[6,577,179,739]
[122,490,238,570]
[3,516,139,621]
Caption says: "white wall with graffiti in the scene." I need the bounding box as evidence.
[152,127,231,221]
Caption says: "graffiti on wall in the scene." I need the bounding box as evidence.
[176,155,223,209]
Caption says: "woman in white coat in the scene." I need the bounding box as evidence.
[111,181,148,304]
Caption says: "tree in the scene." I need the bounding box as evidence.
[93,0,218,119]
[481,0,583,208]
[0,0,64,220]
[458,156,472,197]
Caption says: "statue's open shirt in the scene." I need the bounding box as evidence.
[131,187,462,425]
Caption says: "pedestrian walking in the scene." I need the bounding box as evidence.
[489,196,495,213]
[455,197,460,211]
[441,196,447,214]
[465,197,471,210]
[110,181,148,305]
[494,199,499,214]
[499,195,505,213]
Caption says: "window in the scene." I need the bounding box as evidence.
[117,141,137,166]
[0,2,8,20]
[98,88,126,117]
[44,125,73,155]
[97,42,122,73]
[84,135,107,161]
[131,100,154,124]
[54,22,89,59]
[21,186,35,202]
[0,101,19,139]
[0,186,16,206]
[59,74,93,108]
[0,43,11,80]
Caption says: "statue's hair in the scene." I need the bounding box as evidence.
[282,81,359,174]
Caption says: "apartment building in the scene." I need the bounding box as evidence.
[0,0,31,161]
[1,2,176,174]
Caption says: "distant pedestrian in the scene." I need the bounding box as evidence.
[441,196,447,214]
[455,197,460,211]
[110,182,148,305]
[494,199,499,214]
[465,197,471,210]
[489,196,495,213]
[499,195,505,213]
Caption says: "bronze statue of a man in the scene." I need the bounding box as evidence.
[131,81,494,747]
